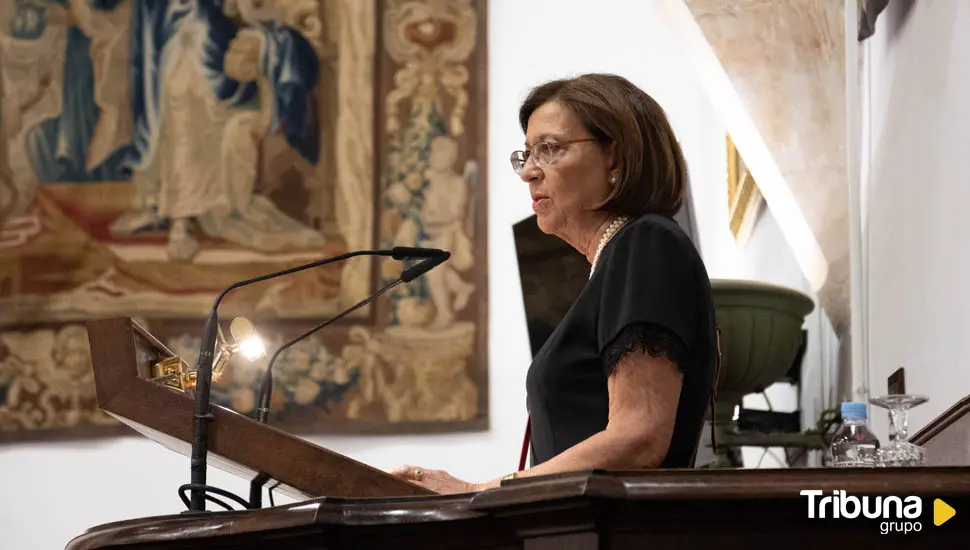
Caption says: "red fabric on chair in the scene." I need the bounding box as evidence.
[518,417,531,471]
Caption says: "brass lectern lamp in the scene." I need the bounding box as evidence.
[150,317,265,394]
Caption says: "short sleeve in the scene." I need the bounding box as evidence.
[596,220,697,372]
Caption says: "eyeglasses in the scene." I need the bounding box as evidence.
[509,138,598,175]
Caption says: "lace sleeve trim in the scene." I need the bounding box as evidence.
[602,322,689,377]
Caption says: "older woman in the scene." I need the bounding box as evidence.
[392,74,719,493]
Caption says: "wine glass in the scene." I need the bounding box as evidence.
[869,394,929,467]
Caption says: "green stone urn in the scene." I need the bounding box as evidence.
[707,279,815,466]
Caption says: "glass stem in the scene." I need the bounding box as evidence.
[889,407,908,442]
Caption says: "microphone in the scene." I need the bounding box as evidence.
[391,246,449,259]
[401,251,450,282]
[253,251,451,424]
[245,251,449,509]
[181,247,444,512]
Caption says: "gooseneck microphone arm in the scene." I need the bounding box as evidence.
[254,278,403,423]
[183,247,445,512]
[255,252,452,423]
[249,252,449,508]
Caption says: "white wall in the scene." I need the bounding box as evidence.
[860,0,970,441]
[0,1,834,548]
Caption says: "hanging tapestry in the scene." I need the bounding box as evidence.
[0,0,488,441]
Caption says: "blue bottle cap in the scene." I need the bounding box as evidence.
[841,401,868,420]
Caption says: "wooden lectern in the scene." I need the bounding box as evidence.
[69,318,970,549]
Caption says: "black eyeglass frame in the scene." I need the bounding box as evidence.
[509,138,599,175]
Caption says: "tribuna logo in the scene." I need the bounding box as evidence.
[801,490,923,534]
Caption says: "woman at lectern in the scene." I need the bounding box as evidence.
[391,74,719,493]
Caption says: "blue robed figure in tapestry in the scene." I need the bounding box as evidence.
[14,0,134,182]
[3,0,325,260]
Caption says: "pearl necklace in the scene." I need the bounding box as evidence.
[589,215,630,279]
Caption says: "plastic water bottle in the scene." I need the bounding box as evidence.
[829,402,881,467]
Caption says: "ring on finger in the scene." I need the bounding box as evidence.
[414,468,424,480]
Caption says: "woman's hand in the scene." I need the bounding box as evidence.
[388,465,484,494]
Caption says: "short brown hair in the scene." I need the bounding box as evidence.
[518,73,687,218]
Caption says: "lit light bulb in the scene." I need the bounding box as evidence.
[229,316,265,360]
[238,335,266,360]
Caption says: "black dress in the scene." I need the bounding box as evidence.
[525,213,718,468]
